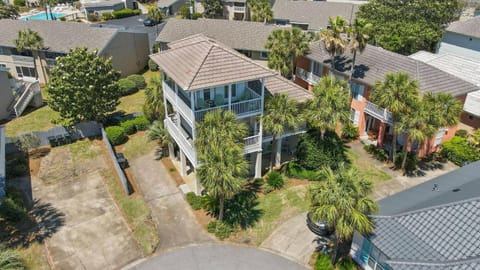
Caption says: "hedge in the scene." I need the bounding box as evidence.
[148,59,159,71]
[118,78,138,96]
[106,126,127,146]
[282,161,320,180]
[127,74,146,90]
[120,120,137,135]
[112,8,141,19]
[440,136,480,166]
[132,115,149,131]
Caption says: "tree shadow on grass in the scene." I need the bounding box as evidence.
[0,199,65,249]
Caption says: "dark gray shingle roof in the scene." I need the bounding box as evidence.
[306,42,480,97]
[271,0,360,30]
[156,18,284,52]
[0,19,118,53]
[446,17,480,39]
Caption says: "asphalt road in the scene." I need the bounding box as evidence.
[130,244,308,270]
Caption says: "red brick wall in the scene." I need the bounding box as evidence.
[295,77,309,90]
[296,56,310,71]
[460,112,480,129]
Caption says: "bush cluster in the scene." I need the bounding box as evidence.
[440,136,480,166]
[127,74,146,89]
[105,116,150,145]
[87,13,99,22]
[0,187,27,222]
[148,59,159,71]
[394,151,418,172]
[102,12,114,20]
[363,144,388,162]
[282,161,320,181]
[296,130,347,171]
[315,254,334,270]
[112,8,141,19]
[266,171,284,190]
[118,78,138,96]
[337,257,357,270]
[106,126,127,146]
[341,122,358,142]
[185,192,204,210]
[455,129,468,138]
[206,220,238,240]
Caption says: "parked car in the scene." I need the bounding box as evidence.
[306,212,333,237]
[143,18,160,27]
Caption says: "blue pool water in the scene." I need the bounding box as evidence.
[22,12,66,21]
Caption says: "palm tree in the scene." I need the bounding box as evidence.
[370,72,420,163]
[0,248,26,270]
[262,94,301,169]
[248,0,272,23]
[347,18,372,81]
[147,6,163,36]
[148,120,170,146]
[265,28,309,79]
[196,110,249,221]
[309,163,378,263]
[397,104,428,171]
[143,75,164,122]
[304,75,351,140]
[0,1,18,19]
[319,16,348,71]
[14,29,45,82]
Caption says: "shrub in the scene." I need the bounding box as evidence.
[192,12,203,19]
[185,192,204,210]
[17,133,40,151]
[266,171,284,189]
[363,144,388,162]
[315,254,334,270]
[152,43,159,53]
[127,74,146,90]
[440,136,480,166]
[395,151,418,172]
[87,13,99,22]
[148,59,159,71]
[59,16,66,21]
[207,220,237,240]
[120,119,137,135]
[455,129,469,138]
[0,197,27,222]
[341,122,358,142]
[337,257,356,270]
[132,115,150,131]
[118,78,138,96]
[113,8,141,19]
[282,161,320,180]
[102,12,114,20]
[106,126,127,146]
[14,0,25,6]
[296,130,347,171]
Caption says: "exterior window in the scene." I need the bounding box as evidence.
[203,89,211,100]
[16,66,36,78]
[434,128,445,147]
[232,84,237,97]
[260,51,268,60]
[350,109,360,126]
[44,51,64,59]
[351,82,364,101]
[0,47,6,55]
[0,63,6,68]
[12,48,33,57]
[224,86,228,98]
[312,61,322,76]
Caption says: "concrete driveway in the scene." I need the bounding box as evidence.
[129,151,215,253]
[131,244,308,270]
[31,146,141,269]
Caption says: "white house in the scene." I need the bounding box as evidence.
[436,16,480,61]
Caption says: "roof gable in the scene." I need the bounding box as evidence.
[446,17,480,39]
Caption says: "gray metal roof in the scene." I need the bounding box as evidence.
[0,126,5,203]
[264,75,313,102]
[150,34,275,90]
[0,19,118,54]
[367,161,480,269]
[157,0,181,8]
[446,16,480,39]
[156,18,284,52]
[306,42,480,97]
[271,0,360,30]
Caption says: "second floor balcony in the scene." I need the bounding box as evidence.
[296,67,321,85]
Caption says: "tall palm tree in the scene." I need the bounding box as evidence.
[347,18,372,81]
[147,6,163,36]
[14,29,45,82]
[0,1,18,19]
[262,94,301,169]
[248,0,272,23]
[309,163,377,263]
[196,110,249,221]
[319,16,348,71]
[0,248,26,270]
[304,75,351,140]
[265,28,309,79]
[370,72,420,163]
[397,103,428,170]
[143,75,164,122]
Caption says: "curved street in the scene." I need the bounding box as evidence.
[130,244,308,270]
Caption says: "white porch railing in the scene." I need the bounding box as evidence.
[233,6,245,12]
[244,134,262,153]
[262,126,307,142]
[365,101,393,125]
[13,81,40,117]
[232,98,262,117]
[296,67,321,84]
[164,118,197,167]
[163,82,194,125]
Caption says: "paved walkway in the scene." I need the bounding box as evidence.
[130,244,307,270]
[261,141,458,265]
[129,151,215,253]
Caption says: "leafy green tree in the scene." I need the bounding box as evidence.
[0,1,18,19]
[304,75,351,140]
[201,0,223,18]
[347,18,372,80]
[262,94,301,169]
[47,48,121,125]
[196,110,249,221]
[265,28,309,79]
[0,248,26,270]
[357,0,462,55]
[319,16,348,70]
[371,72,420,163]
[14,29,45,81]
[147,6,163,35]
[143,75,164,122]
[248,0,272,23]
[309,163,377,263]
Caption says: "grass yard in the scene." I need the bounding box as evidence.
[117,90,146,114]
[346,149,392,186]
[5,106,59,137]
[100,169,159,255]
[235,184,311,246]
[117,132,156,160]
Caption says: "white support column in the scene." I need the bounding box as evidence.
[194,170,201,195]
[168,142,174,159]
[162,73,169,118]
[259,78,265,145]
[228,84,232,111]
[254,150,262,179]
[275,136,282,168]
[190,92,196,140]
[180,149,187,176]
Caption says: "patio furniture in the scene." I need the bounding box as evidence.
[206,99,215,107]
[48,136,57,147]
[56,134,66,146]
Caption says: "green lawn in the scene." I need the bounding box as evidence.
[121,132,156,160]
[117,90,146,114]
[346,149,391,186]
[5,106,59,137]
[240,184,311,246]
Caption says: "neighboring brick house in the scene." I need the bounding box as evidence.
[294,42,480,156]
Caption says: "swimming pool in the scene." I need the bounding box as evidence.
[21,12,66,21]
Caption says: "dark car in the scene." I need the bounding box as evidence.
[143,18,159,27]
[306,212,334,237]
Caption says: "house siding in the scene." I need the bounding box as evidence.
[437,32,480,61]
[0,70,14,120]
